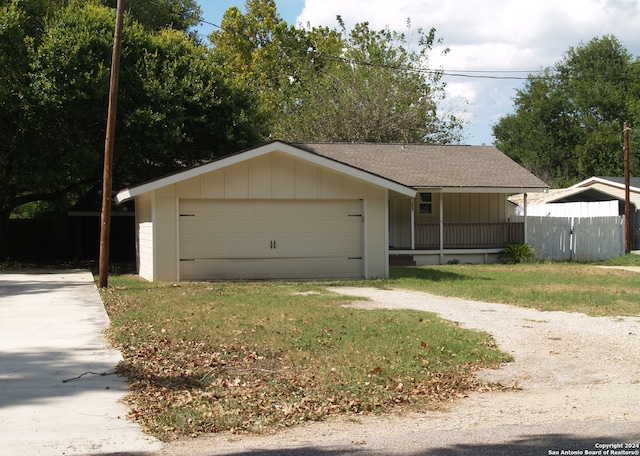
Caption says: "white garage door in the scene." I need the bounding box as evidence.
[179,199,363,280]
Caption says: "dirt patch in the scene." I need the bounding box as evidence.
[158,287,640,455]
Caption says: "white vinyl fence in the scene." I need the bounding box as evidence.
[517,216,625,262]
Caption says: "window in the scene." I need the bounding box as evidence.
[419,192,432,214]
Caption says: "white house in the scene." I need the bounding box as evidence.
[116,141,548,281]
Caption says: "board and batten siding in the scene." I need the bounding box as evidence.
[139,151,389,281]
[389,192,513,248]
[134,192,154,281]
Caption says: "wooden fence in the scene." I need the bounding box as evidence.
[6,216,135,262]
[522,216,625,262]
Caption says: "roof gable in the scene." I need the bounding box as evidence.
[510,187,625,206]
[116,141,416,202]
[571,176,640,193]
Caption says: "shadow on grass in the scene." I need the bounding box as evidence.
[390,266,487,282]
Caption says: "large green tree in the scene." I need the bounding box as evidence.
[0,0,264,256]
[210,0,464,143]
[102,0,201,32]
[493,35,640,187]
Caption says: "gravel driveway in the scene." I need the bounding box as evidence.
[159,287,640,455]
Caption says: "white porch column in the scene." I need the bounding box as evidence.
[410,198,415,250]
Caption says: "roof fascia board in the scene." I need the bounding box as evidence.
[572,176,640,193]
[571,177,616,189]
[116,141,416,203]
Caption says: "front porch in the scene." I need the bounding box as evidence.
[389,221,525,266]
[413,221,524,249]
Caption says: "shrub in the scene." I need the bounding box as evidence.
[500,242,535,264]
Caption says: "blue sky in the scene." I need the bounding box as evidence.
[195,1,640,146]
[196,1,304,40]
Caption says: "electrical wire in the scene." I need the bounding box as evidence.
[139,0,639,82]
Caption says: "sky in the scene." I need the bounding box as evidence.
[196,0,640,145]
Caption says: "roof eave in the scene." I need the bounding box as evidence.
[414,186,548,194]
[571,176,640,193]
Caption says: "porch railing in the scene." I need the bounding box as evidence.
[414,222,524,249]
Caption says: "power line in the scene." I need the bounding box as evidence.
[140,0,639,83]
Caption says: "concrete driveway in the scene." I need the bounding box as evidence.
[0,270,162,456]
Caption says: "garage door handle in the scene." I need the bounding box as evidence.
[270,240,277,249]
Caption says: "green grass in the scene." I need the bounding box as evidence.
[101,255,640,440]
[382,256,640,317]
[102,277,509,440]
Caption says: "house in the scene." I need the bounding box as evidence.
[115,141,548,281]
[571,176,640,210]
[509,187,626,217]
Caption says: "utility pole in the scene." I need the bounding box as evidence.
[99,0,125,288]
[623,122,631,254]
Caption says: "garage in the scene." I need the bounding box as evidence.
[115,141,417,282]
[179,199,363,280]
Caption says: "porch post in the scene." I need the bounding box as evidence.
[410,198,415,250]
[439,192,444,264]
[523,193,528,244]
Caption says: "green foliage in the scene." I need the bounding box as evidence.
[210,1,465,143]
[493,35,640,187]
[0,0,265,256]
[500,242,535,264]
[102,0,202,32]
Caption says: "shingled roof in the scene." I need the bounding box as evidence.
[295,143,548,190]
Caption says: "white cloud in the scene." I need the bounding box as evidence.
[297,0,640,144]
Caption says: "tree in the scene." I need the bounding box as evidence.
[0,1,264,257]
[274,20,463,143]
[493,35,640,187]
[210,0,464,143]
[101,0,202,32]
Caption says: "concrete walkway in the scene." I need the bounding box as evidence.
[0,270,162,456]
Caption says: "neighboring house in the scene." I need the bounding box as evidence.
[115,141,548,281]
[509,187,626,217]
[571,176,640,210]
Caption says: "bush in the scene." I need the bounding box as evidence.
[500,242,535,264]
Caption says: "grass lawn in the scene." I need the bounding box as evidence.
[100,255,640,440]
[385,256,640,317]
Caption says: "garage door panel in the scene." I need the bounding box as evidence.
[180,199,362,280]
[182,258,362,280]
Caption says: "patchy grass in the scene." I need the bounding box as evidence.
[101,277,510,440]
[386,257,640,317]
[100,256,640,440]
